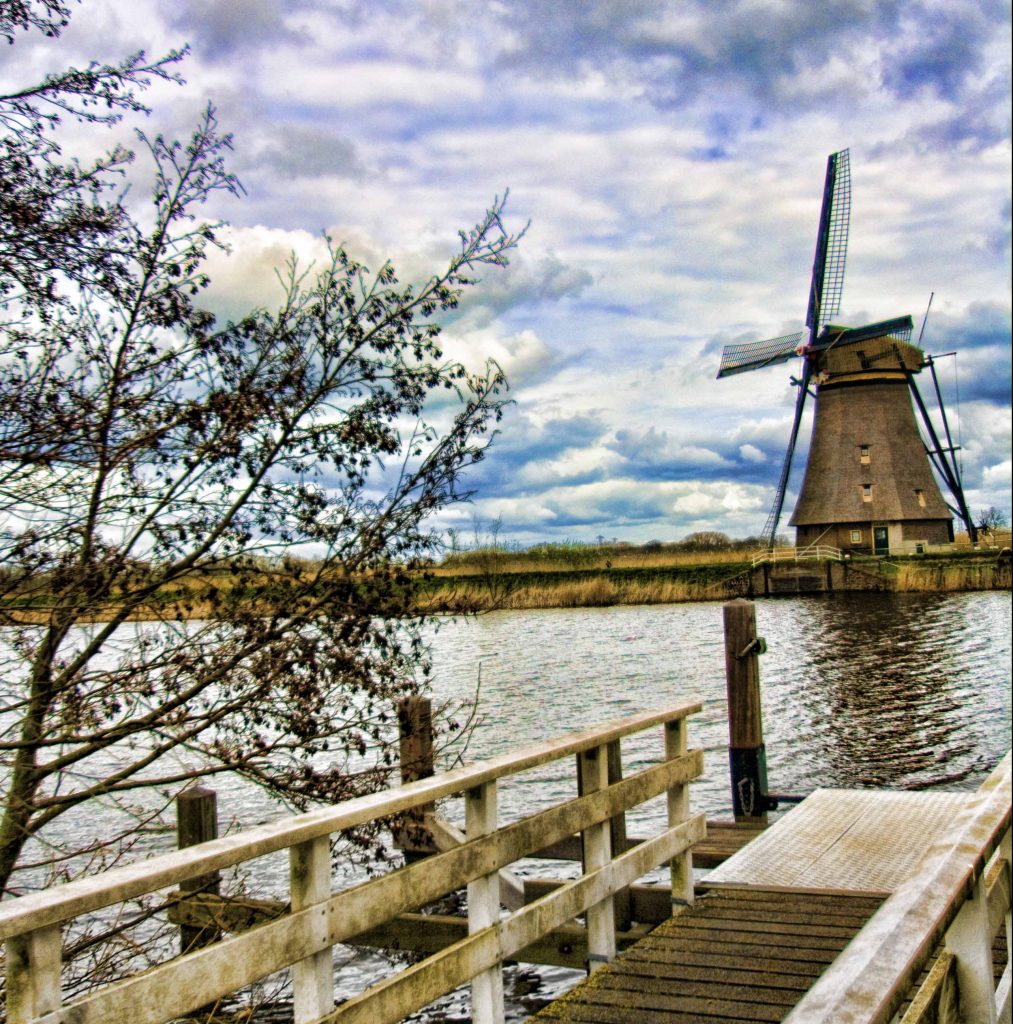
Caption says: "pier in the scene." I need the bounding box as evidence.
[1,601,1009,1024]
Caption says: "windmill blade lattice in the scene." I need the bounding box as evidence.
[716,329,806,378]
[808,148,851,333]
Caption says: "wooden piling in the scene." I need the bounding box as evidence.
[396,696,436,853]
[722,599,771,823]
[176,787,221,955]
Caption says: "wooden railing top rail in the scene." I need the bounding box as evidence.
[751,545,842,567]
[784,750,1012,1024]
[0,697,701,941]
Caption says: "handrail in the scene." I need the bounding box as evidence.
[2,698,705,1024]
[751,545,843,567]
[0,699,699,940]
[784,751,1012,1023]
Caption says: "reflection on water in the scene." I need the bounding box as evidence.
[426,590,1011,811]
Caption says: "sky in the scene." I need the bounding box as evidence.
[6,0,1011,547]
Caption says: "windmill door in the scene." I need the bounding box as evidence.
[873,526,889,555]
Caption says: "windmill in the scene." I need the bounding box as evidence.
[717,149,977,555]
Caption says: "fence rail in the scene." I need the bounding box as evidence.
[1,699,704,1024]
[752,545,843,567]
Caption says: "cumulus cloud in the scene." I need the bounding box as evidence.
[197,224,330,323]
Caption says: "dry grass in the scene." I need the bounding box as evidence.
[894,560,1012,593]
[431,547,752,577]
[416,574,727,613]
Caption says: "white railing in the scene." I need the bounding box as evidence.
[752,545,843,567]
[785,751,1012,1024]
[0,700,704,1024]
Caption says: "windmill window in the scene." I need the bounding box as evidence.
[915,489,926,508]
[862,484,873,501]
[860,445,871,464]
[850,529,862,543]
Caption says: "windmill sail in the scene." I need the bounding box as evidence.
[807,149,850,334]
[760,363,811,545]
[759,149,851,547]
[717,329,806,378]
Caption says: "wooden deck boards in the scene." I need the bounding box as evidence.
[529,889,884,1023]
[703,789,969,893]
[529,786,1006,1022]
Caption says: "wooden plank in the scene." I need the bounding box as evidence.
[898,952,959,1024]
[547,985,787,1022]
[0,698,703,941]
[705,789,972,893]
[595,958,814,994]
[620,945,829,980]
[529,889,883,1024]
[588,970,802,1007]
[533,819,763,868]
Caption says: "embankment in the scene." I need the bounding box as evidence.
[417,553,1012,612]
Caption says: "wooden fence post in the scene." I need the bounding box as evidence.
[396,696,436,855]
[176,786,221,954]
[466,780,505,1024]
[5,924,61,1024]
[722,599,772,824]
[606,740,632,931]
[665,718,694,913]
[290,835,334,1024]
[578,744,617,971]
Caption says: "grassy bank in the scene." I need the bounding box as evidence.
[417,561,750,612]
[3,546,1008,623]
[419,547,1012,613]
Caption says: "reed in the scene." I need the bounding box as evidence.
[894,559,1011,593]
[416,574,726,613]
[434,546,751,576]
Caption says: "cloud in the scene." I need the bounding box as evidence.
[246,124,367,181]
[456,251,594,328]
[166,0,304,57]
[12,0,1008,548]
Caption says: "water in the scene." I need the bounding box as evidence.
[6,591,1011,1020]
[402,589,1011,1019]
[425,590,1010,803]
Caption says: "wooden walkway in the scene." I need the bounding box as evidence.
[531,781,1010,1023]
[534,889,884,1023]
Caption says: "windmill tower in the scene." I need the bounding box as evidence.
[717,149,976,555]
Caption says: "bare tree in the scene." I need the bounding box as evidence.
[975,506,1009,542]
[0,0,524,929]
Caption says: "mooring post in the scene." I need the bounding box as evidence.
[396,696,436,854]
[722,599,773,823]
[176,786,221,955]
